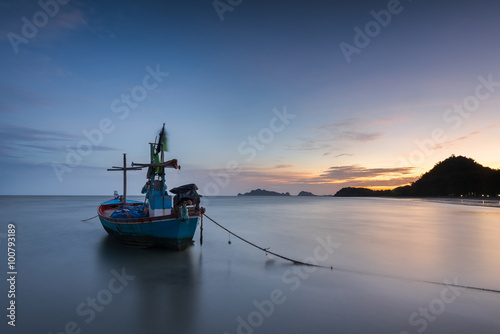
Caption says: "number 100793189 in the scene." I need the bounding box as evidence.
[7,224,15,271]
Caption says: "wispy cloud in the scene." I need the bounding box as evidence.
[318,165,414,181]
[0,3,87,46]
[17,143,116,152]
[34,55,74,78]
[40,6,88,44]
[287,118,386,153]
[0,124,117,159]
[0,124,80,142]
[237,169,304,184]
[313,119,384,141]
[333,153,354,158]
[0,83,52,113]
[418,125,498,151]
[294,165,417,190]
[274,164,293,169]
[328,176,418,188]
[433,131,480,150]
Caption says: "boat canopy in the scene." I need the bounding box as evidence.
[169,183,202,207]
[169,183,198,194]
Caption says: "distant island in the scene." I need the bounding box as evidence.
[297,191,316,196]
[237,189,319,196]
[335,155,500,197]
[238,189,291,196]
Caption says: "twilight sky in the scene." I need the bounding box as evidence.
[1,0,499,195]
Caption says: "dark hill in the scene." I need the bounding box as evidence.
[335,155,500,197]
[409,155,499,197]
[334,187,391,197]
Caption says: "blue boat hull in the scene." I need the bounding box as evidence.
[98,215,199,250]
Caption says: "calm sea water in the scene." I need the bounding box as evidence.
[1,196,500,334]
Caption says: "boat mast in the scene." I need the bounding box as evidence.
[123,154,127,205]
[107,153,142,206]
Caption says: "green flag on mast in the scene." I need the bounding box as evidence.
[162,132,168,152]
[156,123,168,153]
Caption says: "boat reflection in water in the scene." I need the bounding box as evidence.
[97,235,201,333]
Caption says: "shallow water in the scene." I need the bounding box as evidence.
[1,196,500,334]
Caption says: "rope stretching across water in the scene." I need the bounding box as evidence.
[203,214,500,295]
[203,214,331,269]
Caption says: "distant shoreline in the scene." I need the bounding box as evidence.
[0,195,498,208]
[419,198,500,208]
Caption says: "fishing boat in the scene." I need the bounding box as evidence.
[97,124,204,250]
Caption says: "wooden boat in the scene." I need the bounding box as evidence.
[97,124,204,250]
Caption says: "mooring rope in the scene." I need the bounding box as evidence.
[200,213,204,245]
[203,214,332,269]
[81,215,98,222]
[203,214,500,295]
